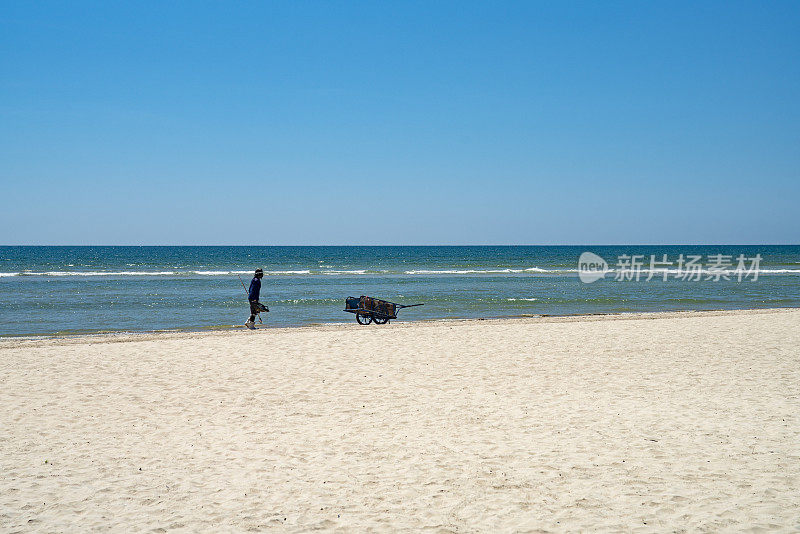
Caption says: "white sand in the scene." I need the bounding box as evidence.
[1,309,799,532]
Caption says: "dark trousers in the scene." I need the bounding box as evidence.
[249,300,260,322]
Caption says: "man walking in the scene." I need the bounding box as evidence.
[245,268,264,329]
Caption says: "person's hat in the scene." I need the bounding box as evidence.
[255,268,263,276]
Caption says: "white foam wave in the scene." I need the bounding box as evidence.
[507,298,538,301]
[4,269,314,277]
[404,267,567,274]
[406,268,516,274]
[25,271,178,276]
[2,266,797,278]
[194,270,312,275]
[605,268,800,276]
[278,298,341,304]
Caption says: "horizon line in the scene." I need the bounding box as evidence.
[2,243,799,247]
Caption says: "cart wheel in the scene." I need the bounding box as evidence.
[356,313,372,325]
[373,316,389,325]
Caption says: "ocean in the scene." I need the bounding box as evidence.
[1,245,799,336]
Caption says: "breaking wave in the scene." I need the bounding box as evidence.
[404,267,557,274]
[0,267,798,278]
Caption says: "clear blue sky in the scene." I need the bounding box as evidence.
[1,1,798,245]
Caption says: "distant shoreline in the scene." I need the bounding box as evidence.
[3,306,797,344]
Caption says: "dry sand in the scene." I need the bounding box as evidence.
[1,309,799,532]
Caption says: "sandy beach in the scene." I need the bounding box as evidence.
[1,308,798,532]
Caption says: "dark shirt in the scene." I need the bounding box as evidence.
[248,277,261,301]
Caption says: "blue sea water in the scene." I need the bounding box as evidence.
[1,246,799,336]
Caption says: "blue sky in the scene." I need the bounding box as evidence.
[1,1,798,244]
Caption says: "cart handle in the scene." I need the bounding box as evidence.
[397,303,424,309]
